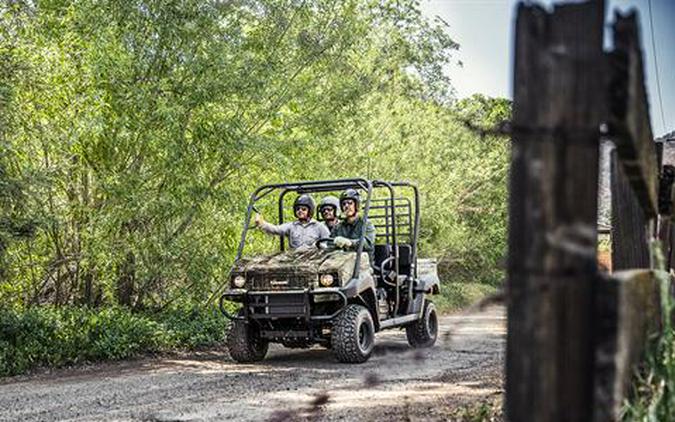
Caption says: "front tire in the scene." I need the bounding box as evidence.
[227,311,269,363]
[406,300,438,348]
[331,304,375,363]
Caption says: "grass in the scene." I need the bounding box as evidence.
[448,398,502,421]
[434,282,500,314]
[622,242,675,420]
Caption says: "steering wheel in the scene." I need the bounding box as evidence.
[315,237,337,250]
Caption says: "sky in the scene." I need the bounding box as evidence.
[420,0,675,137]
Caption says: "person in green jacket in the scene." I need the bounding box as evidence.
[331,189,375,260]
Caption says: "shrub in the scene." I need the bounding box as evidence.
[0,303,235,377]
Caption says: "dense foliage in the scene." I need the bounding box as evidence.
[0,0,509,314]
[0,303,234,376]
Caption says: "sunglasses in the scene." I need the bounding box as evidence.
[341,200,355,208]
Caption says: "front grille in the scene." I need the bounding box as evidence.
[248,292,307,318]
[248,271,315,291]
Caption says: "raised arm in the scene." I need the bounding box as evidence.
[259,221,293,236]
[255,214,292,236]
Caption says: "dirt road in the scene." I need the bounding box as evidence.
[0,307,505,422]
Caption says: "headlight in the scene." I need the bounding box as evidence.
[233,275,246,288]
[319,274,334,287]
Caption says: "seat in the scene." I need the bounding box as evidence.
[373,244,392,272]
[397,244,412,276]
[373,244,413,273]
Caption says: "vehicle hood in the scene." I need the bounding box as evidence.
[235,248,371,286]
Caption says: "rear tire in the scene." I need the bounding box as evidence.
[331,304,375,363]
[227,310,269,363]
[406,300,438,348]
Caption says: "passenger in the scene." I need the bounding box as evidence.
[318,195,340,233]
[254,194,330,249]
[332,189,375,258]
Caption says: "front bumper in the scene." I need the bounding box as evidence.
[219,288,348,321]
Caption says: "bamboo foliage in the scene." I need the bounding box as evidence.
[0,0,509,309]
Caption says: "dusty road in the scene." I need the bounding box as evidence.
[0,307,505,422]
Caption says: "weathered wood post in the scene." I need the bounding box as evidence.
[506,1,605,420]
[608,10,659,271]
[610,149,651,269]
[593,12,665,419]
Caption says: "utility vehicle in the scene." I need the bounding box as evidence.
[220,179,440,363]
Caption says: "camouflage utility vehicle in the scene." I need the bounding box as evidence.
[220,179,440,363]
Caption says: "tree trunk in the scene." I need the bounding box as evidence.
[116,251,135,307]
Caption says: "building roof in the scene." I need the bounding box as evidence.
[656,130,675,142]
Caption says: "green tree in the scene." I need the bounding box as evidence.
[1,0,508,311]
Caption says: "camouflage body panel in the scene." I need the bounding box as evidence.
[234,248,372,291]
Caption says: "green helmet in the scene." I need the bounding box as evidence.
[294,194,316,217]
[319,195,340,213]
[339,189,361,210]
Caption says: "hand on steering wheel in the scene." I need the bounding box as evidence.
[333,236,352,249]
[315,237,337,250]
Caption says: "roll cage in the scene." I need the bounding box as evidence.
[235,178,421,280]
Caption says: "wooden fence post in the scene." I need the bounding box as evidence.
[607,13,658,219]
[508,2,668,420]
[611,148,650,269]
[593,269,662,420]
[608,10,659,271]
[506,1,605,420]
[594,14,668,418]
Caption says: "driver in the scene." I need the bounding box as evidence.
[254,194,330,249]
[331,189,375,257]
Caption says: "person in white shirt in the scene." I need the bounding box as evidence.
[254,194,330,249]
